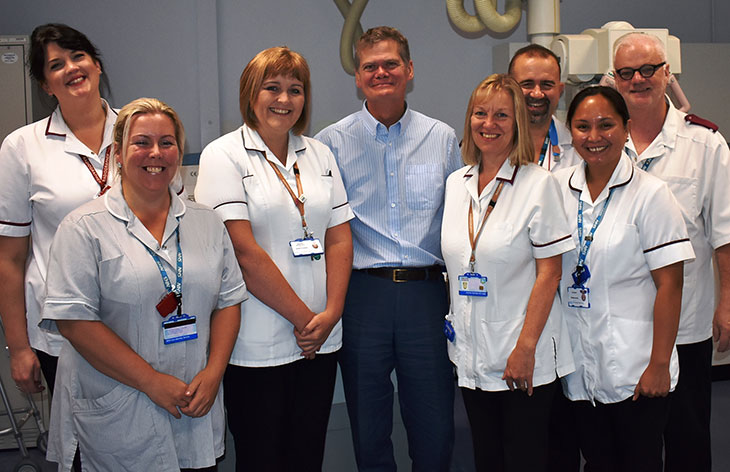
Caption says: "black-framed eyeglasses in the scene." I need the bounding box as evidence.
[615,62,666,81]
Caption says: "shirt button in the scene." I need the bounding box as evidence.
[390,172,394,177]
[404,255,409,259]
[394,233,399,238]
[391,203,396,208]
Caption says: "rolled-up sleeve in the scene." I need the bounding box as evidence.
[216,223,248,309]
[196,139,250,223]
[326,148,354,228]
[0,135,32,237]
[529,172,575,259]
[40,215,101,332]
[641,182,695,270]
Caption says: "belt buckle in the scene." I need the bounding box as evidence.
[392,268,409,283]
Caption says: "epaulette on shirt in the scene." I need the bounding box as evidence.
[685,114,719,133]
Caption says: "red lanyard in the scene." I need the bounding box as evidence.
[467,180,505,272]
[266,159,310,238]
[79,146,111,196]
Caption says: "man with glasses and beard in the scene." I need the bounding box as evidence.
[613,32,730,472]
[508,44,579,172]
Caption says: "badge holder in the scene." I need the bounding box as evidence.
[567,265,591,308]
[162,314,198,345]
[458,272,488,297]
[289,237,324,258]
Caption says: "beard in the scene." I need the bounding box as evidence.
[526,97,551,125]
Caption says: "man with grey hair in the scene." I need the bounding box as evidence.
[613,31,730,471]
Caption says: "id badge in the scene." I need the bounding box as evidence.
[567,286,591,308]
[458,272,487,297]
[444,316,456,343]
[289,237,324,257]
[162,314,198,345]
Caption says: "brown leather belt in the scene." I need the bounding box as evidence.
[358,265,445,283]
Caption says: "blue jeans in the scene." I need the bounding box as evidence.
[339,270,455,472]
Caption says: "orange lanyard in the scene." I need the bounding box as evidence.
[266,160,311,238]
[467,180,505,272]
[79,147,111,196]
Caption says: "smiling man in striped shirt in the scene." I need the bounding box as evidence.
[316,26,462,472]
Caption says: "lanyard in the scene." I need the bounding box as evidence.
[576,189,613,269]
[538,120,560,170]
[79,147,111,196]
[267,159,311,238]
[640,158,654,171]
[146,229,183,315]
[537,134,550,167]
[467,180,506,272]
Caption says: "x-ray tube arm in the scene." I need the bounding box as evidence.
[447,0,522,34]
[336,0,369,75]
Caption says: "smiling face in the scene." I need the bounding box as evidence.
[570,95,629,171]
[510,54,564,127]
[252,74,305,142]
[470,90,516,164]
[117,113,180,199]
[613,37,669,113]
[355,39,413,106]
[41,41,102,103]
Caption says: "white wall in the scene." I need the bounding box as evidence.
[2,0,727,152]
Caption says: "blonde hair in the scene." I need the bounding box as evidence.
[239,47,311,135]
[113,97,185,166]
[461,74,533,167]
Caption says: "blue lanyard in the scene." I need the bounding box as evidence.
[538,134,550,167]
[640,158,654,171]
[538,120,560,168]
[146,229,183,312]
[576,189,613,268]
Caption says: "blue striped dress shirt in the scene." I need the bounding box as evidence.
[315,102,463,269]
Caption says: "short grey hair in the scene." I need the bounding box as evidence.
[613,32,667,63]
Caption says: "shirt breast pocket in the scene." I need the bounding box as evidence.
[97,247,135,305]
[405,164,443,210]
[606,223,646,283]
[479,223,514,264]
[662,176,699,224]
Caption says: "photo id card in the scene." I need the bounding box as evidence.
[458,272,488,297]
[567,286,591,309]
[162,314,198,345]
[289,237,325,257]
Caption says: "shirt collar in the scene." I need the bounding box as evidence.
[104,182,186,253]
[463,158,519,202]
[625,96,680,161]
[240,123,306,170]
[552,116,573,149]
[45,99,118,159]
[358,100,411,140]
[568,152,634,205]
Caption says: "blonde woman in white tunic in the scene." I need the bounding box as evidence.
[41,98,246,471]
[441,74,575,472]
